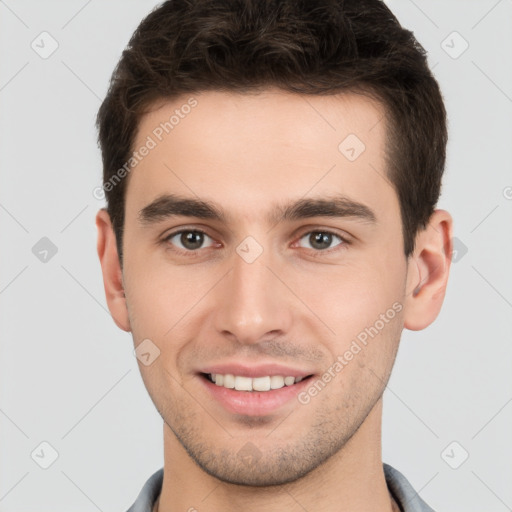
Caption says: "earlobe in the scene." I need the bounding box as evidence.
[403,209,453,331]
[96,208,131,332]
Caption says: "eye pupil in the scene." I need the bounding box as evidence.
[310,232,332,250]
[181,231,203,250]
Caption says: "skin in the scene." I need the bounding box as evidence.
[96,88,453,512]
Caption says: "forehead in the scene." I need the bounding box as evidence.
[126,88,396,225]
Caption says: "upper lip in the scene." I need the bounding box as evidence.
[198,362,315,378]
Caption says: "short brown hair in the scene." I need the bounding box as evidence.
[96,0,447,264]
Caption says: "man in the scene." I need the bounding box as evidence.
[95,0,452,510]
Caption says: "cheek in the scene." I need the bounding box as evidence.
[287,257,405,384]
[123,254,220,342]
[290,259,404,337]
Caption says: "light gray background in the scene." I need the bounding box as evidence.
[1,1,511,511]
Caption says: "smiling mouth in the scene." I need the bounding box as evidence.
[201,372,314,392]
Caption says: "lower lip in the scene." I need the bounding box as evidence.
[199,374,314,416]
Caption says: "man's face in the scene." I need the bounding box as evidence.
[120,89,411,485]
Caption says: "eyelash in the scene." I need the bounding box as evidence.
[162,228,351,258]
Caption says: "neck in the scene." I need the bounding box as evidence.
[157,398,395,512]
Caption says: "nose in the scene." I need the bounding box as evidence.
[212,246,294,345]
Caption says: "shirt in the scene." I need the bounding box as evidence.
[126,463,435,512]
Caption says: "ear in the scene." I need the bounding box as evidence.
[403,209,453,331]
[96,208,131,332]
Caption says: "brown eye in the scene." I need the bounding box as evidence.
[165,230,215,252]
[297,231,345,251]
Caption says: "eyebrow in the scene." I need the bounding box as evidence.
[138,193,377,227]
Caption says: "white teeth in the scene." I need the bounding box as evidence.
[252,376,271,391]
[270,376,285,389]
[223,374,235,388]
[234,376,252,391]
[208,373,306,391]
